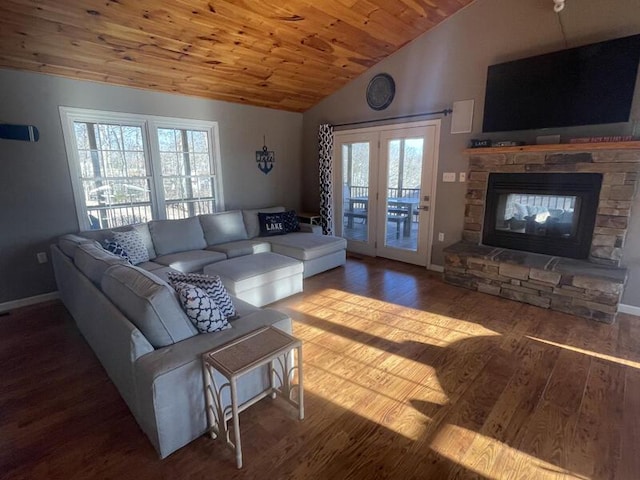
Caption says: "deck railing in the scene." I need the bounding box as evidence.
[347,186,420,199]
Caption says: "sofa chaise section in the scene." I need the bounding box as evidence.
[268,233,347,278]
[241,207,347,278]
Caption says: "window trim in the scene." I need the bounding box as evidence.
[59,107,225,230]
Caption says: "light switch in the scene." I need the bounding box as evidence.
[443,172,456,182]
[459,172,466,182]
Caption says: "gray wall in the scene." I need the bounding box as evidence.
[0,69,302,304]
[301,0,640,306]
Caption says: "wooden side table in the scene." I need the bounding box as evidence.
[297,212,321,226]
[202,327,304,468]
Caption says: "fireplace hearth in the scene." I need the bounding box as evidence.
[482,172,602,259]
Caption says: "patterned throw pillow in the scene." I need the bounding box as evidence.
[258,212,286,236]
[173,282,231,333]
[167,272,237,320]
[282,210,300,233]
[112,229,150,265]
[102,240,131,262]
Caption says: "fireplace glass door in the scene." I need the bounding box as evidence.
[483,173,602,259]
[495,193,579,238]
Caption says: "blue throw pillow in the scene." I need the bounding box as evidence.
[102,240,131,262]
[282,210,300,233]
[258,212,286,236]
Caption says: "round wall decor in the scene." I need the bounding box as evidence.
[366,73,395,111]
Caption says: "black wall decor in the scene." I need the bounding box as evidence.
[256,136,275,174]
[0,124,39,142]
[366,73,395,111]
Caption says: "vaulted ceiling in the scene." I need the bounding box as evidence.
[0,0,473,112]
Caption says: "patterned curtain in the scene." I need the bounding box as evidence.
[318,124,334,235]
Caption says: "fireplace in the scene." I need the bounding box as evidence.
[482,173,602,259]
[443,144,640,323]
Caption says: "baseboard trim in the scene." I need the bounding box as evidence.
[428,264,444,273]
[618,303,640,317]
[0,291,60,313]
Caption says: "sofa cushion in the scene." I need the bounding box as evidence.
[153,250,226,273]
[199,211,248,246]
[204,252,303,294]
[173,282,231,333]
[299,223,323,234]
[242,206,285,239]
[167,271,237,320]
[149,217,206,256]
[137,261,166,272]
[113,229,150,265]
[59,234,96,258]
[137,263,182,282]
[206,240,271,259]
[101,264,198,348]
[268,233,348,261]
[74,243,129,285]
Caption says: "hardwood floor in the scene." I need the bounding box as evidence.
[2,256,640,479]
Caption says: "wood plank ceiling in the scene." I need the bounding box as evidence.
[0,0,474,112]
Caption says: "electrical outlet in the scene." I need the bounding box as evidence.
[459,172,466,182]
[37,252,48,264]
[443,172,456,182]
[438,232,445,242]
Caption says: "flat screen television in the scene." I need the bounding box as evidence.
[482,34,640,133]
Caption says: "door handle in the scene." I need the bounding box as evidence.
[417,206,429,211]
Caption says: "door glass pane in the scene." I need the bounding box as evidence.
[342,142,370,242]
[384,137,423,251]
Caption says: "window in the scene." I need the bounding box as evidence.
[60,108,224,230]
[157,127,217,219]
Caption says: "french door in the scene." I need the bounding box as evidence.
[334,121,440,267]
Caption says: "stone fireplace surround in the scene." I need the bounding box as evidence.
[443,142,640,323]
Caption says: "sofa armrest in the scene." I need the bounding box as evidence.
[299,223,322,234]
[133,308,292,458]
[135,308,291,383]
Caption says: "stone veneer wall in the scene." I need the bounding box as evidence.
[462,147,640,266]
[443,144,640,323]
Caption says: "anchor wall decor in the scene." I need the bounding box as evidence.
[256,136,275,174]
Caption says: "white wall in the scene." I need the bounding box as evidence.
[0,69,302,303]
[301,0,640,305]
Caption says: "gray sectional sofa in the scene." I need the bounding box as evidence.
[51,206,346,458]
